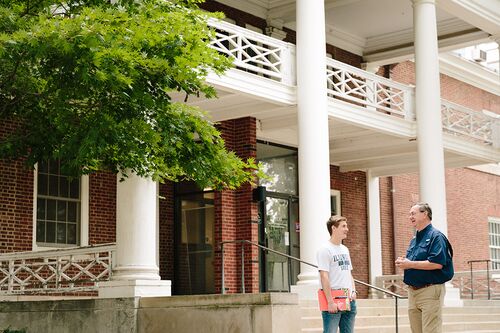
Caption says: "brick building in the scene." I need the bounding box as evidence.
[1,0,499,300]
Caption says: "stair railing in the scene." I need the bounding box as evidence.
[467,259,491,300]
[220,239,406,333]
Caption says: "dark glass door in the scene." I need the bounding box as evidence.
[261,195,300,292]
[174,192,215,295]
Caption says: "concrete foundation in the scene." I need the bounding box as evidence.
[0,293,300,333]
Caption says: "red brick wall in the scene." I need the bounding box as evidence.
[330,166,369,296]
[216,117,259,293]
[0,119,34,253]
[88,172,116,245]
[389,174,421,276]
[379,177,395,275]
[445,168,498,271]
[200,1,266,31]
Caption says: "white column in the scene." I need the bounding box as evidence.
[412,0,448,234]
[294,0,331,287]
[99,172,171,298]
[367,171,382,297]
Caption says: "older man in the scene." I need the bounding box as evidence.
[395,203,454,333]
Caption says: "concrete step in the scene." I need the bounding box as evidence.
[303,322,500,333]
[302,313,498,329]
[301,304,500,317]
[300,299,500,333]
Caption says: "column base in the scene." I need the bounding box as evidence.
[290,283,319,301]
[98,280,171,298]
[443,282,463,307]
[111,265,161,281]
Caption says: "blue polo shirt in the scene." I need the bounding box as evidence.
[403,224,454,288]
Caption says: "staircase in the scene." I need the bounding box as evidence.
[300,298,500,332]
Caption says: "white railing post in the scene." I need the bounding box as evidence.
[56,256,62,290]
[281,45,296,85]
[8,259,14,293]
[493,119,500,149]
[405,87,416,121]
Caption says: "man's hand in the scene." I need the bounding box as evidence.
[395,257,443,270]
[327,300,338,313]
[395,256,411,270]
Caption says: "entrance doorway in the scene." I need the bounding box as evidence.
[257,141,299,292]
[174,184,215,295]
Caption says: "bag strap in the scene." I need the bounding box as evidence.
[444,236,453,258]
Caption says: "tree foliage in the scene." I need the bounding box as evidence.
[0,0,259,189]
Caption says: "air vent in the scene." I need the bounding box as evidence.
[471,49,487,62]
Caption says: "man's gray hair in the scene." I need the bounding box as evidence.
[416,202,432,220]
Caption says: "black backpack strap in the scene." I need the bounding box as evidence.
[445,236,453,258]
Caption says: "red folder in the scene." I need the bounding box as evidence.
[318,288,351,311]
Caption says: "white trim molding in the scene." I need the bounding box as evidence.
[439,53,500,95]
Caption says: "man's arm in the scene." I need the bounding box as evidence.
[395,257,443,270]
[319,270,338,313]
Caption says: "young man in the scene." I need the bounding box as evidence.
[395,203,454,333]
[317,215,357,333]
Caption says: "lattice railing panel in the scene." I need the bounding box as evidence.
[0,244,115,294]
[441,100,495,144]
[208,19,293,83]
[326,58,413,119]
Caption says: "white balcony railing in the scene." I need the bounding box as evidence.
[326,58,414,119]
[441,100,497,145]
[207,20,498,147]
[208,19,295,85]
[0,243,115,295]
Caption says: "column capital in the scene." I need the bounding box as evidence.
[265,26,287,41]
[411,0,436,5]
[361,63,380,74]
[490,34,500,44]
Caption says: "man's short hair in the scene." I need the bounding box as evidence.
[415,202,432,220]
[326,215,347,235]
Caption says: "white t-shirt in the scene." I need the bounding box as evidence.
[316,241,353,290]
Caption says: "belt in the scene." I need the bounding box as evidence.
[408,284,433,291]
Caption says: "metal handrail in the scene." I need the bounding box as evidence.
[220,239,406,333]
[467,259,491,300]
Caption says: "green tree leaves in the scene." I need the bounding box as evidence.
[0,0,259,189]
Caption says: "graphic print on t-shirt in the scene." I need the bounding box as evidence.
[332,253,351,271]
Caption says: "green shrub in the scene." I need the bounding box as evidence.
[3,328,27,333]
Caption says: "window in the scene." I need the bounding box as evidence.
[331,189,341,216]
[34,160,88,248]
[489,217,500,270]
[257,142,298,195]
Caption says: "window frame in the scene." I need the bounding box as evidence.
[489,216,500,270]
[32,163,89,250]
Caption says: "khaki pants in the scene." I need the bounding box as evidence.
[407,284,445,333]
